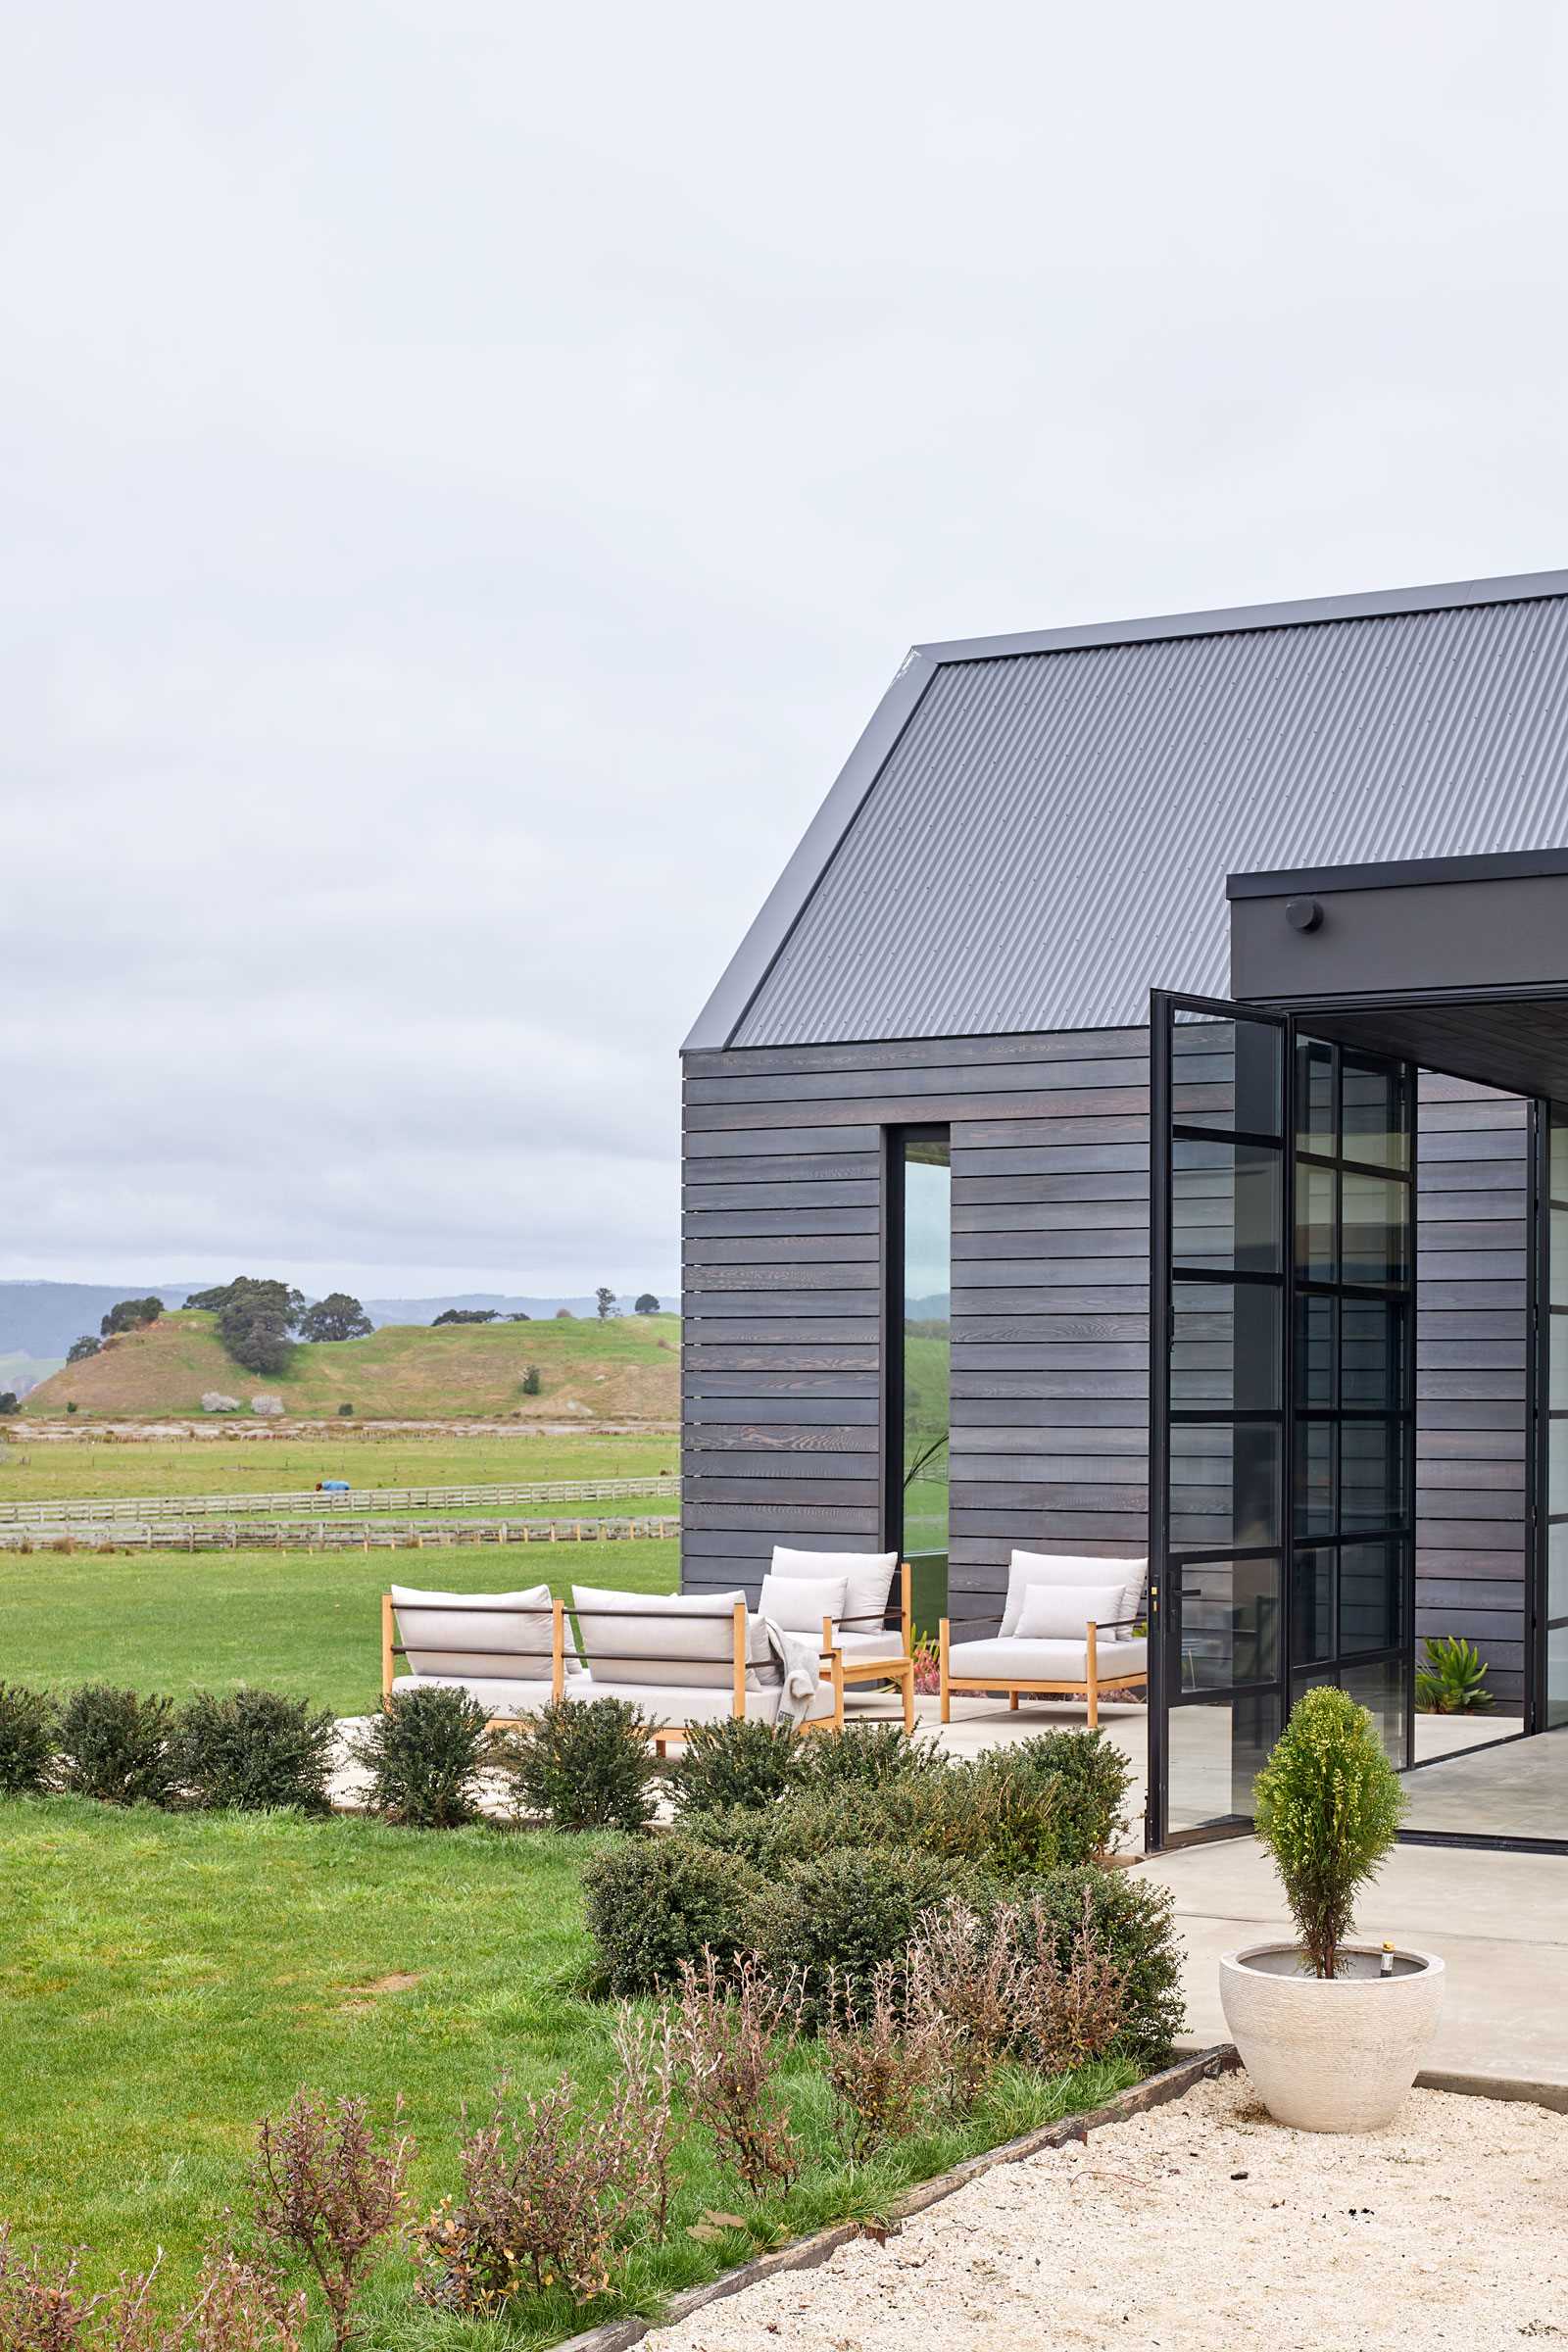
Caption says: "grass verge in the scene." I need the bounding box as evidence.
[1,1799,1135,2347]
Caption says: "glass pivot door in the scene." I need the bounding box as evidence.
[1148,994,1290,1849]
[1147,993,1416,1849]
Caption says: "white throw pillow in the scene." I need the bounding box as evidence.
[391,1584,555,1680]
[1014,1583,1129,1643]
[1002,1551,1146,1639]
[770,1547,897,1635]
[572,1585,748,1689]
[758,1571,849,1637]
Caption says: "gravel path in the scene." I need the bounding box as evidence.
[647,2075,1568,2352]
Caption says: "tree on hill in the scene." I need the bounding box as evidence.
[186,1277,305,1322]
[186,1277,304,1377]
[99,1296,163,1338]
[0,1394,19,1416]
[298,1292,373,1343]
[431,1307,499,1326]
[554,1307,573,1319]
[634,1293,660,1315]
[595,1288,618,1320]
[67,1334,102,1363]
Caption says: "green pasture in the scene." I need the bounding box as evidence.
[0,1537,681,1714]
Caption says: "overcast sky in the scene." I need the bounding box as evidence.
[6,3,1568,1298]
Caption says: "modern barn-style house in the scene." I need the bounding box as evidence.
[681,568,1568,1850]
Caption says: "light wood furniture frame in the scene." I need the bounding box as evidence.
[938,1610,1146,1730]
[382,1592,845,1745]
[832,1562,916,1732]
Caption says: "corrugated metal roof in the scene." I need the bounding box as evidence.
[716,583,1568,1048]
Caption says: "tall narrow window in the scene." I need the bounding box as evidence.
[893,1130,951,1614]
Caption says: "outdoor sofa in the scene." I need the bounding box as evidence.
[939,1550,1147,1727]
[380,1580,846,1748]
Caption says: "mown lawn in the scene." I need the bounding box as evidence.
[0,1537,680,1713]
[0,1430,679,1507]
[1,1799,1134,2344]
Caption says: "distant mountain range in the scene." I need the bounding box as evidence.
[0,1280,674,1392]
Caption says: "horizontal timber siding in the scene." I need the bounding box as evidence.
[681,1039,1530,1707]
[682,1027,1151,1610]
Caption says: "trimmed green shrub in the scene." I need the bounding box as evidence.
[701,1755,1062,1881]
[1009,1865,1186,2068]
[57,1685,179,1806]
[177,1688,337,1812]
[501,1696,659,1833]
[676,1800,794,1869]
[353,1684,490,1828]
[0,1682,57,1796]
[973,1731,1131,1865]
[793,1724,945,1794]
[582,1832,764,1996]
[667,1717,804,1815]
[1254,1684,1405,1978]
[752,1844,965,2026]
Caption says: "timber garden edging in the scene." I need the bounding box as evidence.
[554,2043,1240,2352]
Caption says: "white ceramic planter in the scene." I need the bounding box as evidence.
[1219,1943,1446,2132]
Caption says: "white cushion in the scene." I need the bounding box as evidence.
[758,1570,849,1635]
[947,1636,1148,1684]
[391,1584,555,1680]
[1001,1551,1146,1639]
[559,1677,837,1726]
[391,1671,561,1717]
[572,1585,746,1689]
[1014,1583,1130,1642]
[771,1547,897,1636]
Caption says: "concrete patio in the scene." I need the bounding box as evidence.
[1137,1833,1568,2096]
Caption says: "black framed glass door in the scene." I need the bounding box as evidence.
[1544,1102,1568,1729]
[1149,994,1416,1848]
[1149,994,1290,1847]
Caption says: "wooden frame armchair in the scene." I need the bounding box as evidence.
[939,1606,1146,1729]
[830,1562,915,1732]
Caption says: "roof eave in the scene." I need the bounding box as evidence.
[910,564,1568,669]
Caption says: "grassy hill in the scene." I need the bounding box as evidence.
[21,1308,680,1424]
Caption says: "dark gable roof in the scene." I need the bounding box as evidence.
[686,567,1568,1051]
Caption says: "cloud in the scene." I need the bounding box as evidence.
[4,1,1568,1292]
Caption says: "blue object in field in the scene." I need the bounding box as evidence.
[319,1479,351,1493]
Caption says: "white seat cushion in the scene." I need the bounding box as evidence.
[946,1636,1148,1684]
[771,1547,896,1637]
[572,1586,746,1689]
[1001,1551,1146,1639]
[391,1671,561,1717]
[1014,1582,1134,1642]
[758,1570,849,1635]
[391,1584,556,1680]
[561,1676,837,1726]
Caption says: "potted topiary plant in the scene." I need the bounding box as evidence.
[1218,1685,1444,2132]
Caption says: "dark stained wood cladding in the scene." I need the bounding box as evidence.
[682,1039,1531,1706]
[682,1027,1150,1591]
